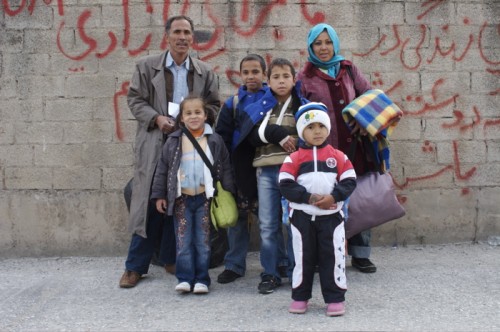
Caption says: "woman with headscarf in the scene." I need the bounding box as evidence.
[297,23,377,274]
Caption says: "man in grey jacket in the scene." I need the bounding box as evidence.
[120,15,220,288]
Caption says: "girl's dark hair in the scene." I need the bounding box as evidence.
[176,95,207,127]
[239,54,266,72]
[267,58,296,79]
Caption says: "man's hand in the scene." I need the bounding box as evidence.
[156,199,167,214]
[156,115,176,134]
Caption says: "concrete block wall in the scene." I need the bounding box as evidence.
[0,0,499,257]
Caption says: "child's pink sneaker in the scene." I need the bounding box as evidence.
[326,302,345,316]
[288,300,308,314]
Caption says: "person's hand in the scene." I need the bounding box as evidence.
[156,199,167,214]
[280,136,297,153]
[348,119,368,136]
[156,115,176,134]
[313,194,336,210]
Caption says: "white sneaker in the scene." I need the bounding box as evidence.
[175,282,191,293]
[193,283,209,294]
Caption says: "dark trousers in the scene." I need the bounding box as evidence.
[125,201,176,275]
[290,210,347,304]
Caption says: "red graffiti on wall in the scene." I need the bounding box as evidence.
[113,81,130,142]
[2,0,64,16]
[393,140,476,190]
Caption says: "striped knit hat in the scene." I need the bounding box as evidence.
[295,102,331,140]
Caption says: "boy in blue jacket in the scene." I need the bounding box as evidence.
[215,54,288,284]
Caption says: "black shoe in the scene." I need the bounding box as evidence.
[217,269,242,284]
[258,275,281,294]
[351,257,377,273]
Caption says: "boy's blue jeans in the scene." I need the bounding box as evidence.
[224,196,288,276]
[125,201,176,275]
[174,193,211,287]
[256,165,292,281]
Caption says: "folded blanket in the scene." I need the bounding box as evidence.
[342,89,403,172]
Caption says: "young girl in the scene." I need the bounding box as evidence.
[151,95,235,294]
[279,102,357,316]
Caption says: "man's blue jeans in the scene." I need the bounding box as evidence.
[257,165,292,281]
[174,193,211,287]
[125,201,176,275]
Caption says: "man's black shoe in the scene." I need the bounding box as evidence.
[351,257,377,273]
[258,275,281,294]
[217,269,242,284]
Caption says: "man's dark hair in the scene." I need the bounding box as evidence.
[165,15,194,34]
[239,54,267,73]
[267,58,296,79]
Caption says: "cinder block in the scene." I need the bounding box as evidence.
[23,28,74,54]
[466,163,500,186]
[457,3,500,24]
[98,49,148,75]
[0,123,15,144]
[0,77,17,99]
[5,167,53,189]
[477,187,500,240]
[14,122,64,144]
[65,75,117,98]
[486,141,500,162]
[81,143,134,167]
[405,2,456,25]
[3,52,49,76]
[0,145,34,167]
[1,99,44,122]
[53,167,102,190]
[400,164,455,189]
[391,141,437,165]
[49,53,99,75]
[394,189,476,245]
[226,27,277,50]
[17,76,65,99]
[56,6,101,29]
[102,167,134,190]
[34,144,83,167]
[353,2,404,26]
[423,118,474,141]
[4,5,53,29]
[63,121,113,144]
[45,98,94,122]
[436,140,487,164]
[472,72,500,93]
[0,29,23,52]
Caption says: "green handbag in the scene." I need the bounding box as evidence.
[182,127,237,230]
[210,181,238,230]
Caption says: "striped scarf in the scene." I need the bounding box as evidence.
[341,89,403,172]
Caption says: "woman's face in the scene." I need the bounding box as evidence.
[312,31,334,62]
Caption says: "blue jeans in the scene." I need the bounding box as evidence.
[125,201,176,275]
[257,166,292,281]
[224,206,251,276]
[174,193,211,287]
[348,229,371,258]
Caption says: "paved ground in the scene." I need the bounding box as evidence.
[0,242,499,331]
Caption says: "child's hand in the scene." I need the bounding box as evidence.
[280,136,296,153]
[156,199,167,214]
[313,195,336,210]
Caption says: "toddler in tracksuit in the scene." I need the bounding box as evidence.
[278,102,357,316]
